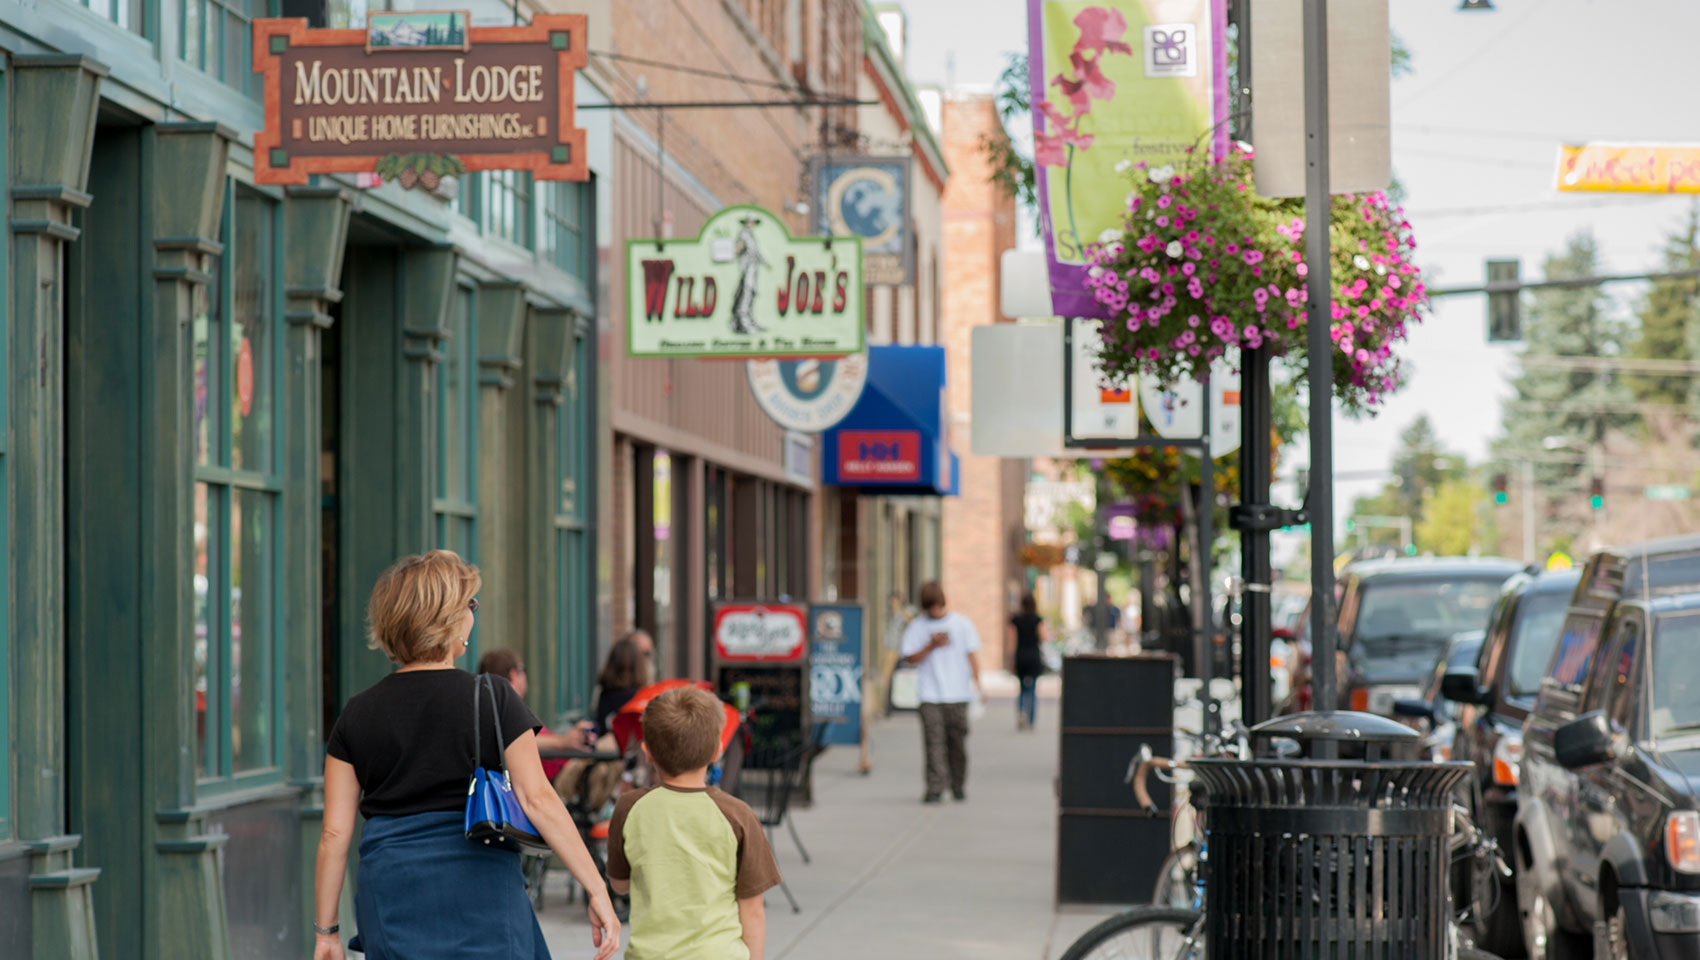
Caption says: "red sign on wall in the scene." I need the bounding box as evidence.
[713,604,808,663]
[836,430,921,482]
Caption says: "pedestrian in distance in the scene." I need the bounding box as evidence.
[313,550,619,960]
[899,581,983,803]
[606,686,781,960]
[1006,594,1049,731]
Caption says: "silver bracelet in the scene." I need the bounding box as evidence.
[314,923,339,936]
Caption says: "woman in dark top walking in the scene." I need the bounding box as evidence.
[314,550,619,960]
[1006,594,1049,730]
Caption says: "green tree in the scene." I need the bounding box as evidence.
[1416,479,1486,557]
[1390,415,1464,519]
[1627,206,1700,405]
[1496,232,1635,492]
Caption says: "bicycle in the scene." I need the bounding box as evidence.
[1057,744,1512,960]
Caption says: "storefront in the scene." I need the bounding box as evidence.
[0,8,608,958]
[819,345,959,708]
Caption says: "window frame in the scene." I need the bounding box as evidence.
[194,179,288,793]
[0,62,10,838]
[553,327,592,718]
[181,0,269,95]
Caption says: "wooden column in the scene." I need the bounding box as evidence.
[141,120,234,960]
[9,53,105,960]
[474,281,527,669]
[526,307,574,719]
[279,184,350,939]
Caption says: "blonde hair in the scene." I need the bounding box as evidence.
[367,550,481,665]
[642,687,725,777]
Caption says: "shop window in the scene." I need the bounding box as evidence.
[79,0,145,34]
[192,183,283,783]
[540,179,592,276]
[484,171,533,248]
[183,0,268,94]
[706,468,727,601]
[0,67,8,836]
[554,329,592,716]
[435,286,479,656]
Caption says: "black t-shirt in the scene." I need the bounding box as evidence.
[326,669,541,819]
[593,685,641,735]
[1011,613,1046,677]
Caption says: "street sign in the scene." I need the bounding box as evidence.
[1251,0,1391,198]
[1645,485,1692,501]
[1557,144,1700,194]
[1064,318,1141,447]
[1136,360,1242,458]
[970,323,1140,457]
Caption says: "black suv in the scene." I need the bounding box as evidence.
[1518,535,1700,960]
[1439,567,1580,956]
[1288,557,1522,716]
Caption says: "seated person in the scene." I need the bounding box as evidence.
[476,647,582,781]
[554,631,655,813]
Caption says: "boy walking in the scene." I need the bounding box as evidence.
[607,687,781,960]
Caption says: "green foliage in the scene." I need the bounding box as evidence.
[1627,206,1700,405]
[982,54,1039,223]
[1390,415,1465,519]
[1416,479,1486,557]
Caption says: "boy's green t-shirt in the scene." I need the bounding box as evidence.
[606,783,782,960]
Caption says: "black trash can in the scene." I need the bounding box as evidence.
[1190,712,1471,959]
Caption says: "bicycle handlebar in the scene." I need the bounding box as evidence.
[1127,752,1172,815]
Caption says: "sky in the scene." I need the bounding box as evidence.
[899,0,1700,544]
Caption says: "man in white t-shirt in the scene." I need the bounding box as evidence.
[898,581,982,803]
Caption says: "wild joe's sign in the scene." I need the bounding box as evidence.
[627,205,864,359]
[252,12,588,187]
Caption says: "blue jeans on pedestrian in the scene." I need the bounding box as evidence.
[1017,676,1038,726]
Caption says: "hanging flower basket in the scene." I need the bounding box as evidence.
[1084,145,1427,413]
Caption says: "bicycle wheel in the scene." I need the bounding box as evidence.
[1058,906,1205,960]
[1150,845,1198,908]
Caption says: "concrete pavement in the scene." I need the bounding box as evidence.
[537,673,1124,960]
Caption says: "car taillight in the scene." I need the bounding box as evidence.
[1350,688,1370,712]
[1667,812,1700,874]
[1492,735,1522,787]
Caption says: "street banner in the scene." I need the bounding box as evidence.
[627,205,864,359]
[1556,144,1700,194]
[812,156,912,285]
[747,351,869,433]
[808,604,865,747]
[1026,0,1227,319]
[252,12,588,186]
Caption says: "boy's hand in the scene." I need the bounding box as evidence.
[930,633,949,649]
[588,894,622,960]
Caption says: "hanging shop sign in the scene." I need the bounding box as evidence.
[628,205,864,359]
[1027,0,1226,318]
[812,156,912,286]
[747,351,869,433]
[252,12,589,187]
[1556,144,1700,194]
[808,604,865,747]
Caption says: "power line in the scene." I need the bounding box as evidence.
[1393,0,1557,110]
[1407,195,1674,219]
[589,49,801,95]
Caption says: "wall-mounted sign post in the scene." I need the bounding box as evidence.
[252,12,589,186]
[627,205,863,359]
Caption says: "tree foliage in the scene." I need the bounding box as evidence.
[1626,206,1700,406]
[1416,480,1487,557]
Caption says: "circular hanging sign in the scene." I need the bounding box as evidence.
[236,337,255,418]
[746,350,869,433]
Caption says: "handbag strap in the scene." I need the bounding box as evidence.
[472,672,483,771]
[484,674,508,773]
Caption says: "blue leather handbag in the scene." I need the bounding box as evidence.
[464,674,552,853]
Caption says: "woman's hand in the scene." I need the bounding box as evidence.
[588,893,622,960]
[313,932,345,960]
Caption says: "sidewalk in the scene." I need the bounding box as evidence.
[537,673,1120,960]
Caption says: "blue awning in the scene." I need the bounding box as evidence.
[822,345,959,496]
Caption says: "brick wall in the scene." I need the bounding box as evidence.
[940,94,1022,672]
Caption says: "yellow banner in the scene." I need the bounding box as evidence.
[1556,143,1700,194]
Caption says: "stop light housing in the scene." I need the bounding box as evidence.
[1590,477,1604,510]
[1491,472,1508,505]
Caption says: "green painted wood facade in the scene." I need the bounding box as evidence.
[0,8,607,958]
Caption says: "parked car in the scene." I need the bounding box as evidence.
[1517,535,1700,960]
[1286,556,1522,716]
[1437,567,1580,956]
[1394,629,1485,760]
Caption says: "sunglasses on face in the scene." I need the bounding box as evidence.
[468,598,480,613]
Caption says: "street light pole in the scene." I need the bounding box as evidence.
[1522,459,1536,564]
[1302,0,1340,742]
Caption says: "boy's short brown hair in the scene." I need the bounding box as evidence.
[919,581,947,611]
[643,687,726,777]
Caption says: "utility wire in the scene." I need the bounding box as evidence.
[1408,195,1674,219]
[1393,0,1556,110]
[589,49,801,95]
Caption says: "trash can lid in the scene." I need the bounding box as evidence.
[1250,711,1423,758]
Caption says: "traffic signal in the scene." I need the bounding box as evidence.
[1590,477,1604,511]
[1345,516,1356,532]
[1486,259,1522,342]
[1491,472,1508,505]
[1404,543,1418,557]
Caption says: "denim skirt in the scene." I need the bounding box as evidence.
[349,810,550,960]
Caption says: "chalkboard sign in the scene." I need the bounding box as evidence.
[712,602,809,771]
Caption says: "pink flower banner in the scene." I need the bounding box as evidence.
[1027,0,1228,319]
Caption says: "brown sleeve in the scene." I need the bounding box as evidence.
[605,787,654,882]
[710,789,782,899]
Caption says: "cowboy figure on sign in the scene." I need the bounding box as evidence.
[731,214,767,336]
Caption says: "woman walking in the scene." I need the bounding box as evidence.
[1007,594,1048,730]
[313,550,620,960]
